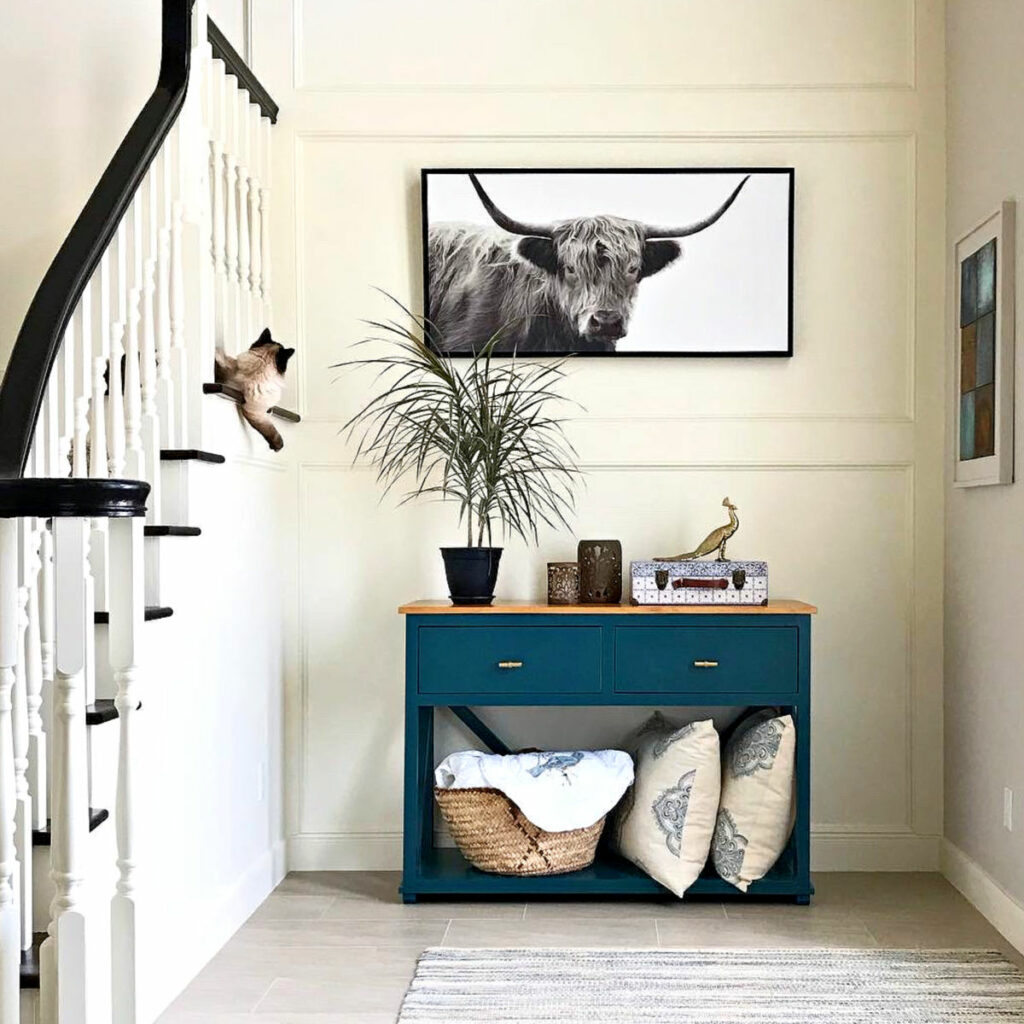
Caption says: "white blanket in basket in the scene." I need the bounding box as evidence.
[434,749,634,833]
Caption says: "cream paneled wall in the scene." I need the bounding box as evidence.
[250,0,946,871]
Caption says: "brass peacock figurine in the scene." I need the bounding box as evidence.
[656,497,739,562]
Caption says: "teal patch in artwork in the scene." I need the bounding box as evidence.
[960,392,976,461]
[960,252,978,327]
[976,239,997,317]
[976,313,995,388]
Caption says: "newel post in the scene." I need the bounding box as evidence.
[108,515,144,1024]
[0,518,21,1024]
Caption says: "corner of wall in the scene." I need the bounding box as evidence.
[942,839,1024,954]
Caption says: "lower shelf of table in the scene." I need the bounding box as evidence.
[402,847,813,902]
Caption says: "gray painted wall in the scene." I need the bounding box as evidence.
[945,0,1024,901]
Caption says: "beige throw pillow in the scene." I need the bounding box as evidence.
[713,708,796,892]
[610,714,721,898]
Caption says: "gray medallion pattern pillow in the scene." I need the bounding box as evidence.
[730,717,783,777]
[712,808,748,881]
[652,769,696,857]
[713,708,796,892]
[609,715,720,898]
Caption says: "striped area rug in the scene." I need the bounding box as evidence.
[397,948,1024,1022]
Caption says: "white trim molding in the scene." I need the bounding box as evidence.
[291,0,918,94]
[812,830,940,872]
[288,832,404,871]
[942,839,1024,955]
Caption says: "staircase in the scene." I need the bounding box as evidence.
[0,3,295,1022]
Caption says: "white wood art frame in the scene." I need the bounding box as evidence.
[953,201,1015,487]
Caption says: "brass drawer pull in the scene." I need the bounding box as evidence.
[693,660,719,668]
[498,660,523,669]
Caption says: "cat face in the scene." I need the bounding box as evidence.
[250,328,296,376]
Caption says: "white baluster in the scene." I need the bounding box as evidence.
[125,200,145,484]
[156,137,176,448]
[31,523,50,834]
[39,517,91,1024]
[73,292,91,480]
[12,522,33,951]
[45,365,60,480]
[178,32,216,445]
[170,128,189,448]
[109,515,144,1024]
[22,433,47,841]
[91,256,113,626]
[210,58,228,357]
[108,220,128,478]
[0,518,20,1024]
[248,106,263,336]
[141,172,162,524]
[58,326,76,480]
[91,255,111,481]
[123,292,144,484]
[223,77,241,357]
[259,117,272,329]
[236,92,252,347]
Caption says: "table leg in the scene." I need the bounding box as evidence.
[402,704,433,903]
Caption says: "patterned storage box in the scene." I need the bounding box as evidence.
[630,559,768,606]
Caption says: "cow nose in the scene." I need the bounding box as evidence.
[589,310,624,334]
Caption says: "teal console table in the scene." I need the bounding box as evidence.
[399,599,816,903]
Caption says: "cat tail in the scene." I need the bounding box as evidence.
[241,406,284,452]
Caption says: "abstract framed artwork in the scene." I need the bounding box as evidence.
[421,168,794,356]
[953,201,1015,487]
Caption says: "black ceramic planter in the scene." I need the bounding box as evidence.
[441,547,503,606]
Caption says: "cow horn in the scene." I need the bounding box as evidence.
[469,173,555,237]
[642,175,751,239]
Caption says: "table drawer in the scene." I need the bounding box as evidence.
[614,626,798,694]
[418,626,603,695]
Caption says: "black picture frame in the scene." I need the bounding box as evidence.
[420,167,795,358]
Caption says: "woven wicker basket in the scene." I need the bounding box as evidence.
[434,786,605,876]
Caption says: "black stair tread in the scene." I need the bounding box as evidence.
[94,606,173,624]
[161,449,226,464]
[203,382,301,423]
[85,699,143,726]
[33,808,108,846]
[85,699,118,726]
[144,525,201,537]
[21,932,44,989]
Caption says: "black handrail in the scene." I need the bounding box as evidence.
[208,19,279,124]
[0,0,191,480]
[0,479,149,519]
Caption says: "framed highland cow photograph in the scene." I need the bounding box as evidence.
[421,167,794,357]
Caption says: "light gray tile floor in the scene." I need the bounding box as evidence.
[158,871,1023,1023]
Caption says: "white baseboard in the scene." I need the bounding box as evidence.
[146,839,286,1022]
[288,831,404,870]
[270,836,288,883]
[941,839,1024,954]
[285,830,940,873]
[811,831,941,871]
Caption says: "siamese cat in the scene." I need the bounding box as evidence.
[214,329,295,451]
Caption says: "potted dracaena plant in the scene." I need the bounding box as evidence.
[336,300,580,605]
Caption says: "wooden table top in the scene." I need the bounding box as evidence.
[398,599,817,615]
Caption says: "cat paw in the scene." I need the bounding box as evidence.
[269,435,284,452]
